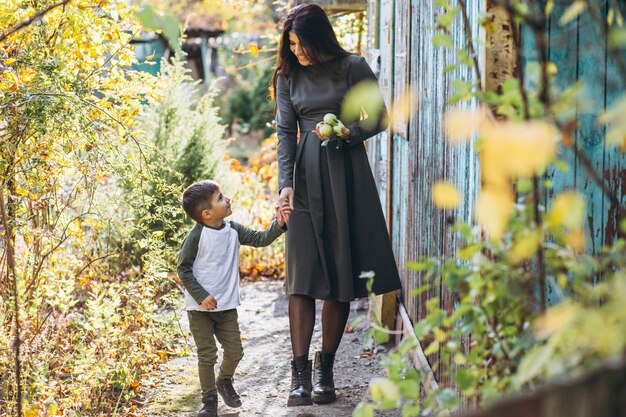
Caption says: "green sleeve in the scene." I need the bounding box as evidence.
[177,223,211,304]
[229,220,285,247]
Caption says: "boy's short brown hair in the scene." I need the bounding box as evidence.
[181,180,220,223]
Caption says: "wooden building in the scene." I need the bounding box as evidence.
[131,6,224,86]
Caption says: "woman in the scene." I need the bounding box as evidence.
[272,3,402,406]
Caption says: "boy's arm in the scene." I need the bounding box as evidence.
[229,220,285,247]
[177,224,211,304]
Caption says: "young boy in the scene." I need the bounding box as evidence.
[177,180,288,417]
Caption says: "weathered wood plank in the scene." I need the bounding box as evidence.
[601,2,626,247]
[574,1,608,253]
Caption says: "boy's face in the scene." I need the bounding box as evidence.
[203,187,232,223]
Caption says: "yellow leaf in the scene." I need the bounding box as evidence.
[545,61,558,75]
[510,230,541,264]
[482,121,557,185]
[548,191,585,230]
[4,58,16,65]
[444,107,486,143]
[389,87,418,128]
[4,70,18,84]
[475,187,513,240]
[432,181,461,209]
[369,378,400,403]
[559,1,586,26]
[14,187,28,197]
[19,68,36,83]
[24,406,38,417]
[565,229,586,252]
[534,302,577,340]
[248,43,259,57]
[145,49,156,61]
[433,327,447,342]
[45,401,59,414]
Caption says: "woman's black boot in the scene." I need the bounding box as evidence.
[288,355,313,406]
[312,351,337,403]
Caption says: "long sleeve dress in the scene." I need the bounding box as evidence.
[276,54,402,302]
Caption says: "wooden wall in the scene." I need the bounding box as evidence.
[364,0,625,402]
[521,1,626,303]
[364,0,481,399]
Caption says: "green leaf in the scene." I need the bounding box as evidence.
[609,28,626,48]
[435,388,459,407]
[341,81,386,129]
[370,378,400,403]
[437,7,460,29]
[398,380,420,399]
[160,15,181,52]
[374,328,390,344]
[432,33,454,49]
[515,344,552,385]
[454,369,473,390]
[458,242,483,261]
[424,340,440,356]
[406,261,428,271]
[453,352,467,365]
[559,1,586,26]
[402,402,421,417]
[545,0,554,17]
[353,402,375,417]
[552,159,570,172]
[136,5,159,30]
[348,315,367,331]
[444,63,459,73]
[516,178,533,194]
[456,49,474,67]
[410,284,430,298]
[453,221,473,239]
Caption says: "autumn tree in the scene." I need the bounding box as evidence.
[0,1,183,415]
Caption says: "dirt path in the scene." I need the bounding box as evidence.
[142,281,400,417]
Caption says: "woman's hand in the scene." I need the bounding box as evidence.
[313,123,350,141]
[338,126,350,138]
[314,122,330,141]
[278,187,294,223]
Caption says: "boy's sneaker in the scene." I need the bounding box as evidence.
[198,395,217,417]
[216,378,242,408]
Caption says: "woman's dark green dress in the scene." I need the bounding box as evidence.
[276,54,402,302]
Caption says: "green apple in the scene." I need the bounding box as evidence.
[318,122,334,138]
[323,113,338,126]
[334,123,347,137]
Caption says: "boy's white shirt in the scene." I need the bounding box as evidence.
[184,221,240,312]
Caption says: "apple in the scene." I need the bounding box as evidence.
[334,122,347,137]
[318,123,334,139]
[323,113,338,126]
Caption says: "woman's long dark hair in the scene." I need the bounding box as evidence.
[270,3,351,103]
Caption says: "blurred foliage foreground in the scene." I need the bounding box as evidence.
[353,1,626,417]
[0,1,282,416]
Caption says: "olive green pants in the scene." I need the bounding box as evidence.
[187,309,244,400]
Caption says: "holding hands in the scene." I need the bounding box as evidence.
[201,295,218,311]
[277,187,294,224]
